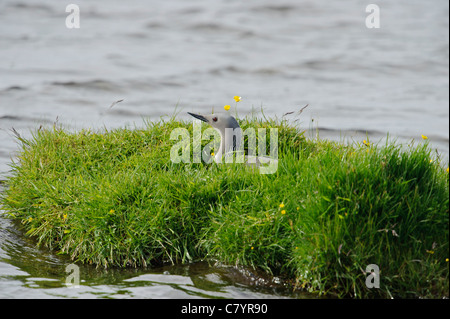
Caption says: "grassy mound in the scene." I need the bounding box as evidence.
[1,116,448,298]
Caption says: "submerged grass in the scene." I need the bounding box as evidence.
[1,116,448,298]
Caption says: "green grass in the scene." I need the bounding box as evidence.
[1,116,448,298]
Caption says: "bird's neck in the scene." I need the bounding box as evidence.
[215,127,242,163]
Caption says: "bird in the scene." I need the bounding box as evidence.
[187,112,278,174]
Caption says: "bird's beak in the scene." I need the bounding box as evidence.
[187,112,208,123]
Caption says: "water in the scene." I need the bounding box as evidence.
[0,0,448,298]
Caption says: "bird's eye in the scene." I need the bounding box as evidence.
[212,117,218,122]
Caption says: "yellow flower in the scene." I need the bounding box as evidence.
[28,217,33,223]
[234,96,241,102]
[211,152,215,157]
[109,209,115,214]
[279,203,285,208]
[421,134,428,140]
[446,167,449,173]
[64,230,70,234]
[63,214,68,220]
[224,105,231,111]
[429,159,433,163]
[281,210,286,215]
[446,258,449,262]
[363,140,370,146]
[251,246,254,250]
[296,207,300,210]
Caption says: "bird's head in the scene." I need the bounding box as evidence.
[187,112,240,132]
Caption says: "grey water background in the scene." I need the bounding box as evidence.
[0,0,448,298]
